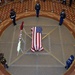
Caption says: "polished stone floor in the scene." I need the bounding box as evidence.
[0,17,75,75]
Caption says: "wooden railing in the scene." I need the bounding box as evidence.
[0,63,11,75]
[0,0,75,38]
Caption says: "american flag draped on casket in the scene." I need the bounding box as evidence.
[31,26,43,52]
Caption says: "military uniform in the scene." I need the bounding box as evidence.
[65,55,74,69]
[35,2,41,17]
[10,9,16,26]
[0,57,9,68]
[59,9,66,25]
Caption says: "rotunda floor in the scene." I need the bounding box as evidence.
[0,17,75,75]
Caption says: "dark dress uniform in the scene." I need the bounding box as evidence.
[65,55,74,69]
[10,9,16,26]
[62,0,66,5]
[0,53,4,60]
[59,9,66,25]
[43,0,46,2]
[69,0,72,7]
[0,53,8,69]
[35,2,41,17]
[0,56,9,69]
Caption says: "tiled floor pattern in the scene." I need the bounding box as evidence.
[0,17,75,75]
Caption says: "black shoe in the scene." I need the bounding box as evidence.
[65,66,69,69]
[37,16,39,17]
[5,64,9,68]
[14,23,17,26]
[65,66,66,68]
[59,24,62,26]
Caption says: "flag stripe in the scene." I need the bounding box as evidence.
[34,27,36,50]
[40,33,42,48]
[37,33,40,50]
[31,28,34,49]
[31,27,43,52]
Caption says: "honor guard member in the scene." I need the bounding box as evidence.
[62,0,66,5]
[35,1,41,17]
[10,9,16,26]
[0,57,9,68]
[0,53,9,69]
[65,55,74,69]
[69,0,73,7]
[59,9,66,26]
